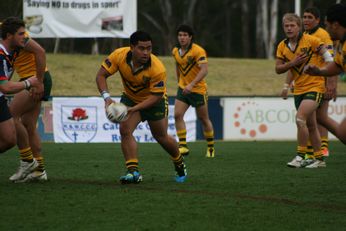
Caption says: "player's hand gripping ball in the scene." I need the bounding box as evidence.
[106,102,128,123]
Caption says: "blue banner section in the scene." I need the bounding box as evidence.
[37,101,54,142]
[196,97,223,140]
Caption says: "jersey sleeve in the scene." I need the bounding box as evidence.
[0,54,9,84]
[195,46,208,65]
[101,49,120,75]
[310,36,324,53]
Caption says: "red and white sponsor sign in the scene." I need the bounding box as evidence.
[222,97,346,140]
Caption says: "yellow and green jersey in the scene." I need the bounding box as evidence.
[334,34,346,72]
[172,43,208,94]
[102,47,166,103]
[14,31,48,79]
[305,26,334,63]
[276,33,325,95]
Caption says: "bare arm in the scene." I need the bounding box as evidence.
[325,75,338,101]
[183,63,208,94]
[0,77,40,94]
[96,66,114,107]
[305,61,343,76]
[24,39,46,82]
[281,70,294,99]
[23,38,45,100]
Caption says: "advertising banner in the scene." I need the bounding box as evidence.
[222,97,346,140]
[23,0,137,38]
[52,97,197,143]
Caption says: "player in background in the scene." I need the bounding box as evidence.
[305,3,346,144]
[8,28,53,182]
[0,17,40,154]
[275,13,334,168]
[96,31,187,183]
[172,24,215,158]
[280,7,338,157]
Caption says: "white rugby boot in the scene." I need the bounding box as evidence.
[15,170,48,183]
[287,155,303,168]
[9,159,39,182]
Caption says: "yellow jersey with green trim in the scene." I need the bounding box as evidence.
[334,34,346,72]
[102,47,166,103]
[14,31,48,79]
[172,43,208,94]
[276,33,325,95]
[305,27,334,63]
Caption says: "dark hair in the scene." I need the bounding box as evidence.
[1,17,25,40]
[129,31,152,46]
[304,7,320,19]
[176,24,194,37]
[326,4,346,27]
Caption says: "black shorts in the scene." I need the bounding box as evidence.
[0,96,12,122]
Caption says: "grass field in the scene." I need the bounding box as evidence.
[10,53,345,97]
[1,141,346,230]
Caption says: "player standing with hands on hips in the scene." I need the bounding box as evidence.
[96,31,187,183]
[172,25,215,158]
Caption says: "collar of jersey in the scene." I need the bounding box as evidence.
[306,25,319,35]
[126,50,151,74]
[176,42,193,57]
[284,33,303,53]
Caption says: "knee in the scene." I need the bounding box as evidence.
[174,112,184,121]
[119,126,131,138]
[296,117,307,129]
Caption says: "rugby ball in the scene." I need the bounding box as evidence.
[106,102,128,123]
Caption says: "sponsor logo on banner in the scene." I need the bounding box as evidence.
[61,106,97,142]
[223,98,296,140]
[53,97,197,143]
[233,101,269,138]
[223,97,346,140]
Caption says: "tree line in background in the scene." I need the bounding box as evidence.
[0,0,344,58]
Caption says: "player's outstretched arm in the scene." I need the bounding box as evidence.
[305,62,342,77]
[0,77,39,94]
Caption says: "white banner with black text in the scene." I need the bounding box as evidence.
[23,0,137,38]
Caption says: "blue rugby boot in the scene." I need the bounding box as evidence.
[120,170,143,184]
[175,162,187,183]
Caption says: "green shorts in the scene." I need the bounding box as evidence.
[294,92,323,110]
[120,94,168,121]
[176,87,207,108]
[21,71,53,101]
